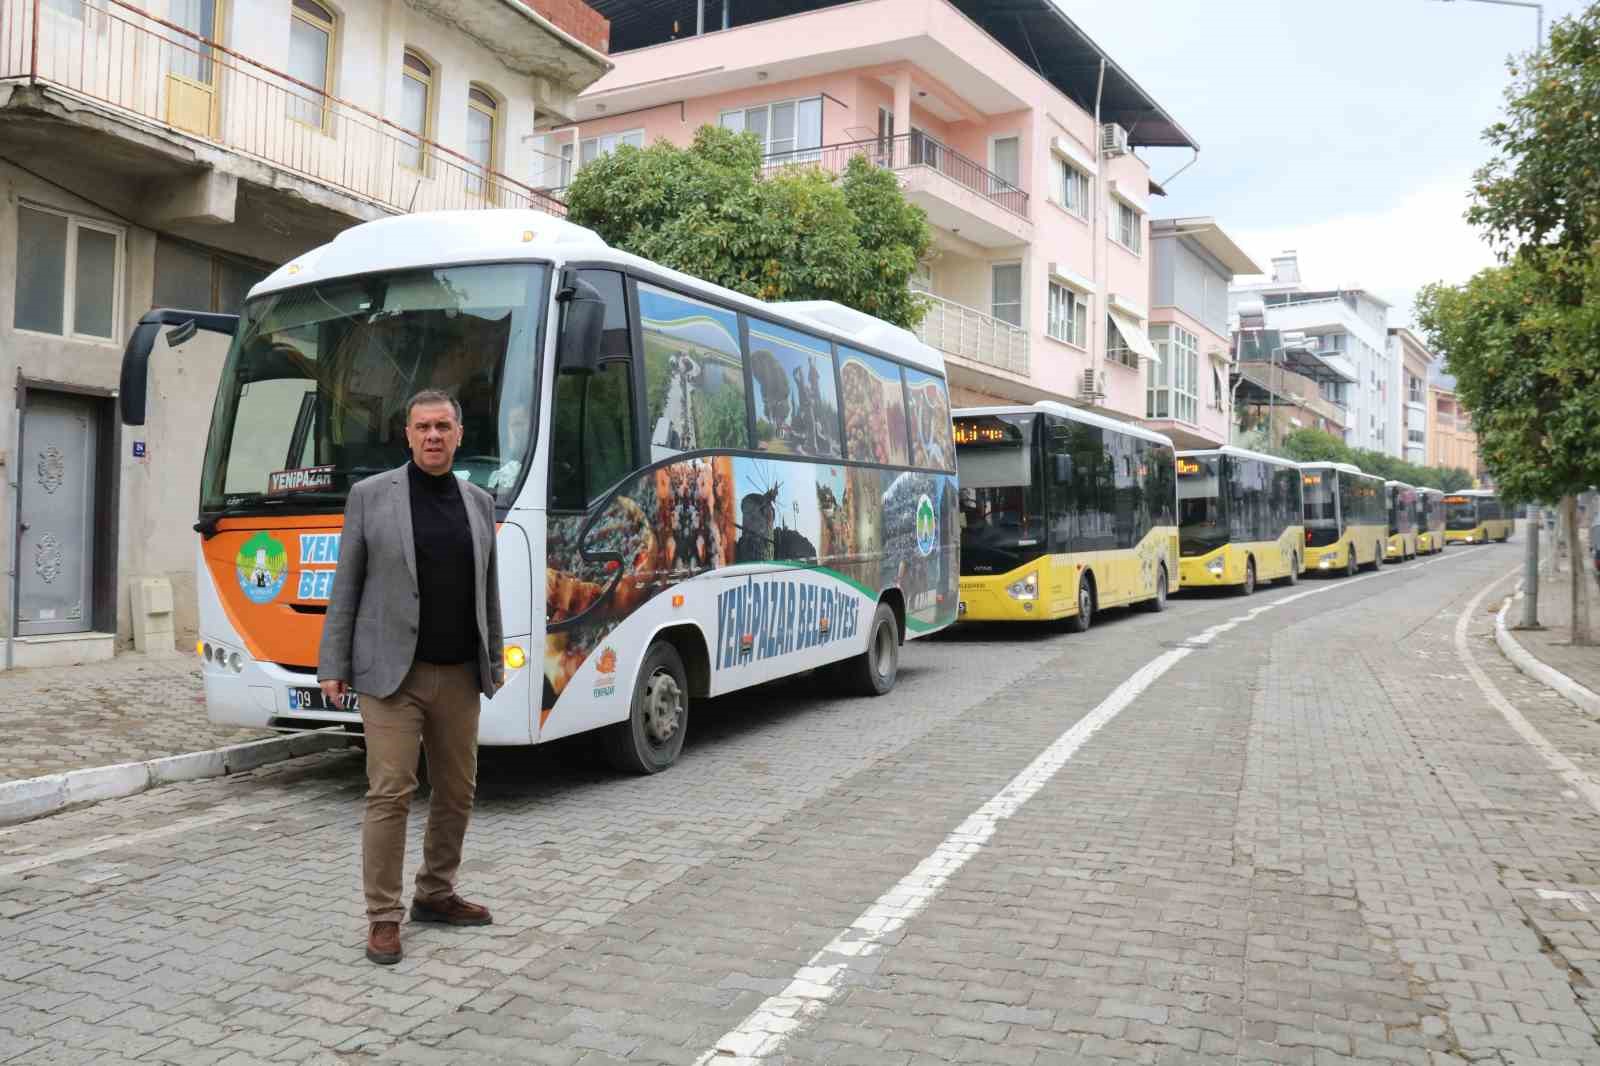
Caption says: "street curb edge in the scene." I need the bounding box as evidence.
[0,732,353,826]
[1494,599,1600,718]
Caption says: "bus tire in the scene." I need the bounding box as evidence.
[1068,576,1094,633]
[1345,549,1359,578]
[841,600,900,697]
[1365,543,1383,572]
[1281,553,1300,586]
[604,641,689,774]
[1141,565,1168,612]
[1238,558,1256,596]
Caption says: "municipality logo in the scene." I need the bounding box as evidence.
[236,531,288,604]
[915,494,937,557]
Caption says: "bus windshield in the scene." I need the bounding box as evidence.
[199,262,547,514]
[1303,472,1340,546]
[955,414,1041,575]
[1445,496,1479,530]
[1177,456,1227,556]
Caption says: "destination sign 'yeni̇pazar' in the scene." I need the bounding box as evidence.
[953,420,1013,445]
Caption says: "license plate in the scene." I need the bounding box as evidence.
[287,686,359,713]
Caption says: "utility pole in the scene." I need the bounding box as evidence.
[1432,0,1544,50]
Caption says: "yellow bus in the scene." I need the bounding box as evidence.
[1444,489,1513,544]
[1176,447,1304,594]
[954,403,1177,630]
[1384,481,1420,562]
[1301,462,1388,576]
[1416,487,1446,554]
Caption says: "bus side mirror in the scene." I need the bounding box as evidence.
[119,309,239,425]
[557,275,606,375]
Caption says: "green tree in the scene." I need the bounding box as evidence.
[1280,428,1351,465]
[564,126,932,329]
[1279,428,1475,491]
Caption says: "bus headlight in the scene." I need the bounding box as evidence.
[1206,557,1225,577]
[1318,558,1332,569]
[504,645,527,670]
[1006,572,1038,602]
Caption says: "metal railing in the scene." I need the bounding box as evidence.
[912,292,1029,376]
[765,133,1029,218]
[0,0,566,218]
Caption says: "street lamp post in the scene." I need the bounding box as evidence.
[1434,0,1544,49]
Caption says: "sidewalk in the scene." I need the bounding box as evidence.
[1505,550,1600,704]
[0,653,272,784]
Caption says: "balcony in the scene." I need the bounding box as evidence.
[912,292,1029,377]
[0,0,566,220]
[766,134,1031,247]
[1233,361,1349,429]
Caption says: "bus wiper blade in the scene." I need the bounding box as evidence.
[194,500,282,539]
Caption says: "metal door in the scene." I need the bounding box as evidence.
[17,393,98,636]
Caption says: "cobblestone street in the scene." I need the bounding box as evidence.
[1,543,1597,1064]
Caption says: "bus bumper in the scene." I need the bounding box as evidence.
[1445,529,1483,545]
[1304,543,1347,572]
[1385,535,1407,560]
[1179,546,1239,588]
[959,562,1074,622]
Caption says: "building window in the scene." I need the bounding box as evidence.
[1146,324,1198,422]
[288,0,335,129]
[1408,374,1423,404]
[153,238,270,315]
[1212,365,1224,410]
[721,97,823,161]
[1408,429,1425,444]
[397,50,432,171]
[466,85,498,194]
[991,263,1022,327]
[1107,316,1141,370]
[1051,157,1090,218]
[1114,200,1142,254]
[561,129,645,185]
[991,136,1020,188]
[14,204,122,341]
[1046,281,1086,347]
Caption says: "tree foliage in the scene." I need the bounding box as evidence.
[1276,428,1475,492]
[563,126,932,329]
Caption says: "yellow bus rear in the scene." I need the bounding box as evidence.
[1384,481,1419,562]
[1415,488,1446,554]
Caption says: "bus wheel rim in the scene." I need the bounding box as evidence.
[873,619,895,683]
[642,670,683,747]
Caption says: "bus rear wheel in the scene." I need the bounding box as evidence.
[839,600,900,697]
[1238,558,1256,596]
[1345,549,1359,578]
[1281,553,1300,586]
[604,641,689,774]
[1141,565,1168,612]
[1068,577,1094,633]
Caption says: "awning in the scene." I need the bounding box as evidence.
[1110,307,1158,365]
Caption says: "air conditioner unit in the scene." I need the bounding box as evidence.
[1079,368,1106,400]
[1100,123,1129,157]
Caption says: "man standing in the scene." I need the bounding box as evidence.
[319,389,504,966]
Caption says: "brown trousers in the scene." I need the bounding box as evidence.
[359,661,481,923]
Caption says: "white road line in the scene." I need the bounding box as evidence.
[0,787,348,878]
[1454,570,1600,816]
[693,546,1475,1063]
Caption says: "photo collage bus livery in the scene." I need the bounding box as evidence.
[1384,481,1419,562]
[1444,489,1512,544]
[1416,487,1446,555]
[116,210,959,773]
[1174,447,1304,594]
[953,402,1177,629]
[1300,462,1387,576]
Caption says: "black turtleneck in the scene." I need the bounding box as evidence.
[407,461,478,666]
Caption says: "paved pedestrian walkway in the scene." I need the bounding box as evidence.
[1510,543,1600,698]
[0,655,269,784]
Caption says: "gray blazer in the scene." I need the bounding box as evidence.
[318,465,504,699]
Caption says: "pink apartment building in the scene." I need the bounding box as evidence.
[540,0,1199,422]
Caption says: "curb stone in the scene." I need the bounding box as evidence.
[0,731,353,826]
[1494,597,1600,718]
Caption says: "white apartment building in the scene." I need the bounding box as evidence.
[1388,327,1434,466]
[1230,251,1397,453]
[0,0,610,666]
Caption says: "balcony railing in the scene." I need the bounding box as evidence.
[765,134,1029,218]
[912,292,1029,376]
[0,0,565,218]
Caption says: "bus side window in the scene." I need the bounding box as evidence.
[1046,421,1074,552]
[639,282,747,460]
[550,270,636,511]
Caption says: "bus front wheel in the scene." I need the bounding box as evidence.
[840,600,900,697]
[605,641,689,774]
[1238,558,1256,597]
[1068,577,1094,633]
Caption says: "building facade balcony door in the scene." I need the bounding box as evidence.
[166,0,220,137]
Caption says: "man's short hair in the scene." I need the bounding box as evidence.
[406,389,462,425]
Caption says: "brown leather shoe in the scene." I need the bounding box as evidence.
[366,921,402,965]
[410,893,493,926]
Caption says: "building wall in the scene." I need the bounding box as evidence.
[565,0,1158,422]
[1427,386,1481,476]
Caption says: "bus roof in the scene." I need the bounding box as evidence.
[953,401,1175,448]
[1298,460,1371,478]
[250,210,945,374]
[1452,488,1498,497]
[1384,480,1415,491]
[1178,445,1298,468]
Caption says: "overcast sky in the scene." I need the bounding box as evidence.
[1063,0,1588,325]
